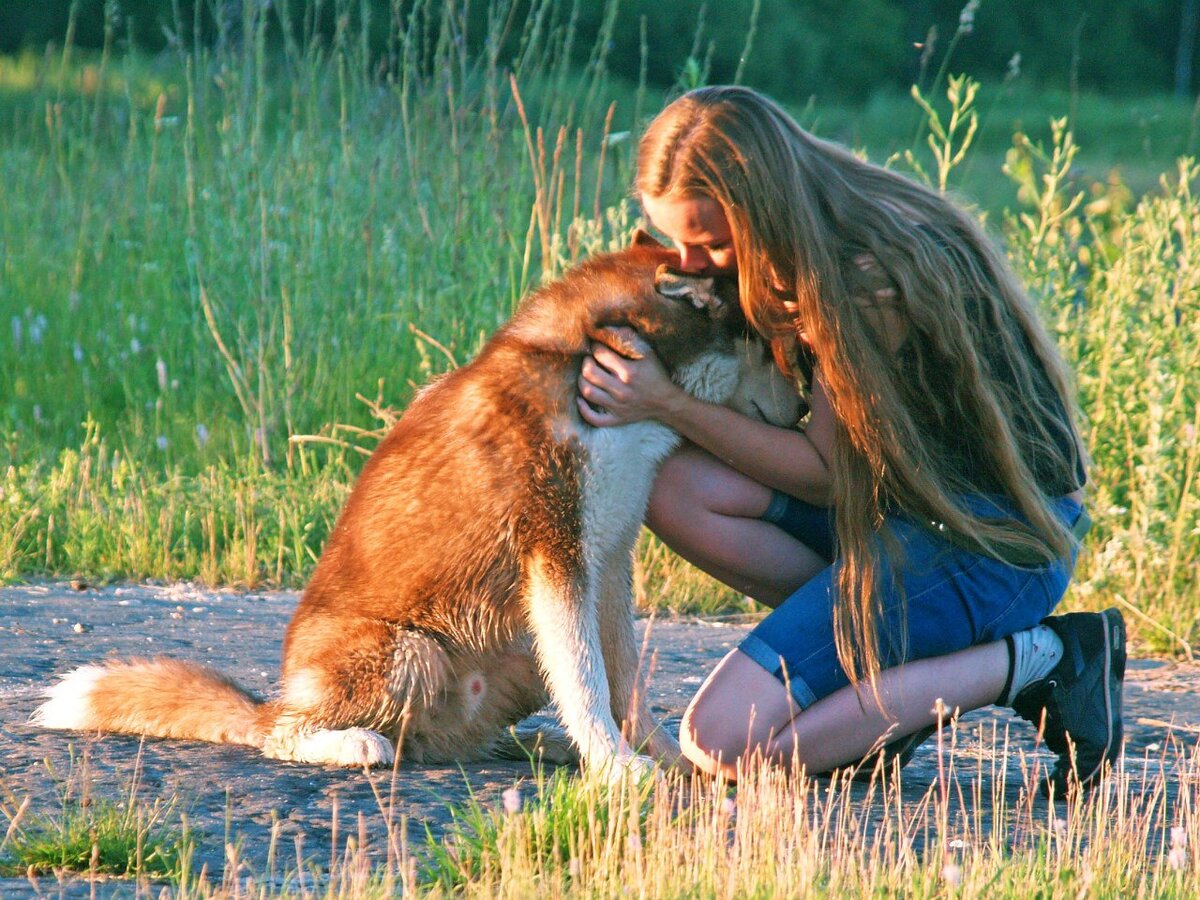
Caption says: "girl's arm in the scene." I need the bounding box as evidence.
[577,336,835,506]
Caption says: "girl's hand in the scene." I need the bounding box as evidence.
[576,327,684,427]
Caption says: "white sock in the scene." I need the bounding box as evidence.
[999,624,1064,706]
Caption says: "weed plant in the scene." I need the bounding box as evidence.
[0,1,1197,653]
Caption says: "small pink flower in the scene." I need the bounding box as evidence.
[942,862,962,886]
[1168,846,1188,871]
[1171,826,1187,849]
[501,787,522,815]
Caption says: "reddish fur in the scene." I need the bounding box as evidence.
[37,244,780,767]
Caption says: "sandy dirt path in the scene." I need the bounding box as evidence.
[1,581,1197,895]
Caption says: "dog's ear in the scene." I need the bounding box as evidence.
[632,228,665,249]
[655,264,722,312]
[586,325,646,360]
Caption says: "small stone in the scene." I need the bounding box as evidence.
[72,622,90,633]
[69,578,89,591]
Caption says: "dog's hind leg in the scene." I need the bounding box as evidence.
[263,618,450,767]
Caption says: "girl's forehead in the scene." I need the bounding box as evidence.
[642,194,731,242]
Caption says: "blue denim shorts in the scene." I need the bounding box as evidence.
[740,493,1085,709]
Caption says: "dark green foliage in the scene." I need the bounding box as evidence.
[2,0,1195,100]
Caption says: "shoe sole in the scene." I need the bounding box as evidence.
[1099,607,1126,771]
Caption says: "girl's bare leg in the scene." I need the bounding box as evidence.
[680,642,1009,779]
[646,444,826,606]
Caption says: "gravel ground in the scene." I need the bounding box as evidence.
[1,581,1197,897]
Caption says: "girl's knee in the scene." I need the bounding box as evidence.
[679,651,797,778]
[680,694,743,778]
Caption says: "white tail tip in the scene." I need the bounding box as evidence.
[30,665,107,730]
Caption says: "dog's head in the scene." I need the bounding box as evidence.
[582,241,801,428]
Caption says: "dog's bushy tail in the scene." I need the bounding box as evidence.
[31,659,266,748]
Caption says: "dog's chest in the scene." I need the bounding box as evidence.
[575,421,678,559]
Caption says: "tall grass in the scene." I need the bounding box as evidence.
[8,721,1198,895]
[0,2,1197,650]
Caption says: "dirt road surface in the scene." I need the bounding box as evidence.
[1,582,1197,896]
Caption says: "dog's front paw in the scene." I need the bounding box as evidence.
[596,752,659,784]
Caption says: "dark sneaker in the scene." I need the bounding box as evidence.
[1011,608,1126,798]
[848,724,939,783]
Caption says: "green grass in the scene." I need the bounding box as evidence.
[0,749,190,881]
[8,720,1197,896]
[0,0,1197,656]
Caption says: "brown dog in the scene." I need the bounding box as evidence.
[34,239,800,777]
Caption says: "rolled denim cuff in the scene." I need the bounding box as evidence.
[738,633,819,710]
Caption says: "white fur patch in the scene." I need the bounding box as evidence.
[30,665,107,730]
[292,727,395,767]
[578,419,676,565]
[283,669,326,710]
[727,340,803,426]
[674,350,741,405]
[526,553,626,767]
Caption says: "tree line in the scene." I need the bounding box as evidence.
[2,0,1196,101]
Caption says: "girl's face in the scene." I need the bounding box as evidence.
[641,194,737,276]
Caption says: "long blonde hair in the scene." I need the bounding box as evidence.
[637,86,1086,686]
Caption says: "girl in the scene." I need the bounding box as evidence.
[578,86,1123,796]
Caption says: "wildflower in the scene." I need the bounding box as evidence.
[501,787,522,815]
[1171,826,1187,849]
[156,435,169,451]
[719,797,736,820]
[156,358,168,391]
[1168,846,1188,871]
[568,856,581,878]
[1053,818,1068,840]
[196,424,210,447]
[626,833,643,853]
[942,862,962,886]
